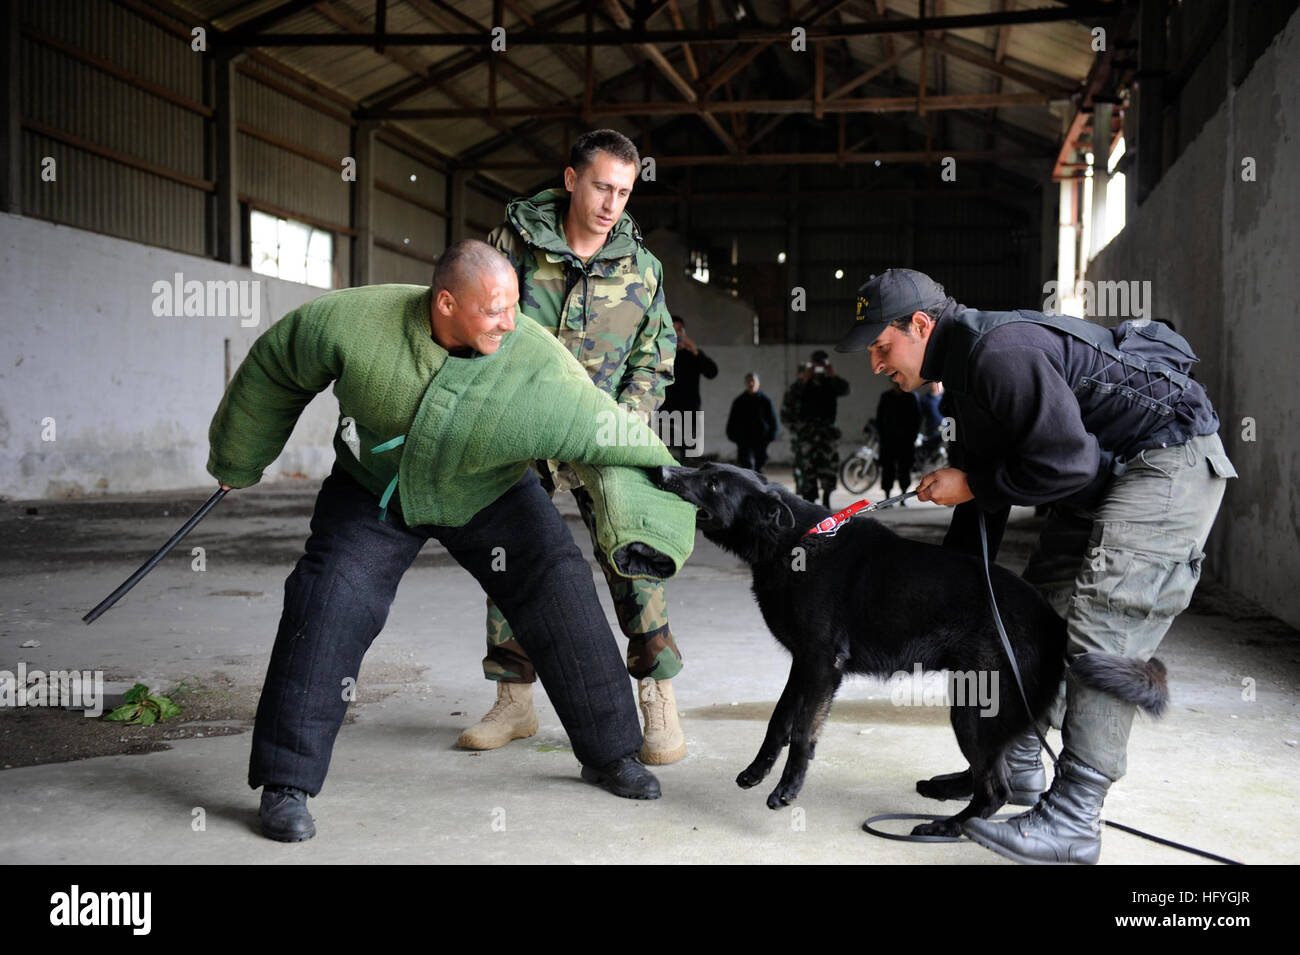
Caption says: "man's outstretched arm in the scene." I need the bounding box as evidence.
[208,304,338,488]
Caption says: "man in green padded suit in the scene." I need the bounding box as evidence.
[457,129,687,765]
[208,240,694,840]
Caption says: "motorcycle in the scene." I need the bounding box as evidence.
[840,423,948,495]
[839,422,881,494]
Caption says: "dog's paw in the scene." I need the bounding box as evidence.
[766,783,800,810]
[915,769,972,801]
[910,818,962,838]
[736,762,769,789]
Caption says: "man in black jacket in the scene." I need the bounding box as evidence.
[726,372,779,472]
[836,269,1236,864]
[659,316,718,458]
[875,382,921,499]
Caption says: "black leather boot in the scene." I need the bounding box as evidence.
[260,789,315,841]
[581,756,661,799]
[260,784,316,842]
[916,730,1047,805]
[962,753,1112,865]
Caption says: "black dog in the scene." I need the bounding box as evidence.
[654,463,1168,836]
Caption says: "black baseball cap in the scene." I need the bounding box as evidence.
[835,268,948,353]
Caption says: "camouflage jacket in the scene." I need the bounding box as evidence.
[487,188,676,418]
[780,380,806,429]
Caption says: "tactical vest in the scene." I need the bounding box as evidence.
[940,308,1220,462]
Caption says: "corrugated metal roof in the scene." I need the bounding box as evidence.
[155,0,1101,186]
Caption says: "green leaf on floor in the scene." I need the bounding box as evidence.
[102,683,183,726]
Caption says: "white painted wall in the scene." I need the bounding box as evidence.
[0,213,337,499]
[1086,8,1300,628]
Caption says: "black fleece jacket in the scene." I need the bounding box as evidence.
[921,304,1115,512]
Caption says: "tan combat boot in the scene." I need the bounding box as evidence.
[638,677,686,764]
[456,682,538,750]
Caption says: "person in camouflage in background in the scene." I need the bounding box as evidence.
[457,129,687,765]
[780,361,814,497]
[787,349,851,507]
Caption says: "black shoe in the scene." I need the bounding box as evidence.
[916,730,1047,806]
[259,784,316,842]
[581,756,661,800]
[821,491,833,508]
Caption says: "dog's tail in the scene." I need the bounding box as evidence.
[1068,654,1169,717]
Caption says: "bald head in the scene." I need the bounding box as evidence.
[430,239,518,356]
[433,239,514,299]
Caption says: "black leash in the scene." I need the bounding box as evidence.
[862,812,1019,843]
[976,512,1058,766]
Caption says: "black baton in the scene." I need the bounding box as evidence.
[83,487,229,624]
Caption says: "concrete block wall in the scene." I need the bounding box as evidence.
[0,213,337,499]
[1086,8,1300,628]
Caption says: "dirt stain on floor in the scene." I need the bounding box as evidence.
[0,661,427,770]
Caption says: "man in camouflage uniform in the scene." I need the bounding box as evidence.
[787,349,850,507]
[780,362,813,497]
[457,129,687,765]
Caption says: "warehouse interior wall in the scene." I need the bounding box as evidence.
[0,211,335,499]
[1086,7,1300,629]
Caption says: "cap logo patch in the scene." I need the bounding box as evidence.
[856,296,869,320]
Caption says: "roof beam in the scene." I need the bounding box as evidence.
[930,35,1077,94]
[826,41,920,100]
[227,2,1130,46]
[472,149,1051,169]
[222,0,320,43]
[375,90,1053,121]
[314,0,565,164]
[476,0,593,85]
[601,0,738,154]
[358,0,587,114]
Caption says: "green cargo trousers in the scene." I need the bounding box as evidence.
[1020,432,1237,781]
[480,465,681,685]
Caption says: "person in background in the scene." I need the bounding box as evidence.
[793,349,850,507]
[781,362,813,495]
[726,372,779,473]
[918,380,944,441]
[875,381,921,502]
[660,316,718,459]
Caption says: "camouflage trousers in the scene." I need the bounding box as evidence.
[482,467,682,684]
[792,422,841,500]
[1020,432,1236,781]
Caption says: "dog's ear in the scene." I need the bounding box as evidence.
[749,492,794,529]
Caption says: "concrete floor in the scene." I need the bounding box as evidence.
[1,468,1297,865]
